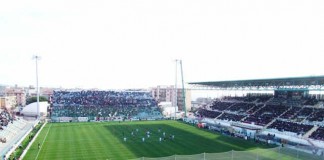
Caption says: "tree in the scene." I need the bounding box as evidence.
[26,96,48,105]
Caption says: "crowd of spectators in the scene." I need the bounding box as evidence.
[217,112,245,122]
[307,108,324,122]
[222,96,246,102]
[278,107,324,122]
[293,107,314,119]
[197,108,222,118]
[268,97,286,106]
[286,98,304,106]
[1,108,12,143]
[0,108,11,129]
[226,102,257,114]
[268,120,313,136]
[210,101,233,111]
[51,90,162,119]
[244,104,289,126]
[243,114,271,126]
[255,95,273,103]
[53,90,155,106]
[198,94,324,141]
[310,127,324,141]
[268,97,316,107]
[223,94,272,103]
[280,106,302,119]
[246,104,263,114]
[304,97,319,106]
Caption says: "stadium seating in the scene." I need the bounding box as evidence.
[309,127,324,141]
[51,90,162,120]
[304,97,319,106]
[0,109,11,128]
[226,102,256,114]
[244,104,289,126]
[307,108,324,122]
[210,101,233,111]
[286,99,304,106]
[255,95,273,103]
[280,106,302,119]
[0,118,28,141]
[267,97,286,105]
[292,107,314,122]
[197,108,222,118]
[268,120,313,136]
[217,112,245,122]
[223,95,272,103]
[196,94,324,140]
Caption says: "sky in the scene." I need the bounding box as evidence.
[1,0,324,90]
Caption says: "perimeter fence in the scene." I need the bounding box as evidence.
[130,147,324,160]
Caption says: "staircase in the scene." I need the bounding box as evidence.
[215,112,224,119]
[265,118,277,128]
[240,103,266,122]
[240,115,249,122]
[303,125,319,138]
[290,106,304,119]
[251,104,266,115]
[245,105,256,114]
[278,106,292,119]
[265,97,274,104]
[314,102,323,108]
[301,112,314,123]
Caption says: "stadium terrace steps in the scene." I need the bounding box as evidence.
[301,112,313,123]
[0,118,33,157]
[277,106,293,120]
[265,97,274,104]
[251,104,266,115]
[240,104,266,122]
[240,116,248,122]
[51,90,162,121]
[245,105,256,114]
[265,118,277,128]
[313,102,323,108]
[303,126,319,139]
[0,118,29,141]
[291,106,304,119]
[215,112,224,119]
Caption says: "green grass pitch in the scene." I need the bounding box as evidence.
[23,120,304,160]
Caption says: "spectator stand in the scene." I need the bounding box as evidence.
[51,90,163,122]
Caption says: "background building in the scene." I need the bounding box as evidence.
[40,87,54,102]
[26,85,37,98]
[191,97,213,111]
[0,96,17,109]
[0,86,5,96]
[5,85,26,106]
[151,85,191,112]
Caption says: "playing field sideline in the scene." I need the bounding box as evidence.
[24,120,300,160]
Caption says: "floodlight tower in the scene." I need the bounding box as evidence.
[33,55,41,118]
[174,59,186,119]
[174,59,178,120]
[179,60,186,117]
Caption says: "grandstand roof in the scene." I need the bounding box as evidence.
[189,76,324,90]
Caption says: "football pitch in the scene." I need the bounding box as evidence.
[23,120,306,160]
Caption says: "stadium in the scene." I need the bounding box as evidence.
[1,76,324,160]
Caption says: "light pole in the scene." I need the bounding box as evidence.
[174,59,178,120]
[179,60,186,117]
[33,55,41,118]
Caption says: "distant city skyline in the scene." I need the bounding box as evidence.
[1,0,324,90]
